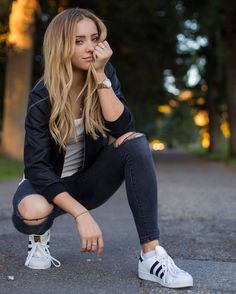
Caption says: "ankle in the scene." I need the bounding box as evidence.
[142,240,160,253]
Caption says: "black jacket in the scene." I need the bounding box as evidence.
[24,63,134,203]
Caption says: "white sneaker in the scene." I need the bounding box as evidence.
[138,245,193,288]
[25,230,61,269]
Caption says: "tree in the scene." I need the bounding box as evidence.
[222,1,236,157]
[178,0,236,157]
[78,0,182,137]
[1,0,40,160]
[176,0,225,152]
[0,0,12,128]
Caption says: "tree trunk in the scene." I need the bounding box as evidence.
[2,49,34,160]
[1,0,39,160]
[223,8,236,157]
[225,49,236,157]
[208,84,221,153]
[204,28,223,153]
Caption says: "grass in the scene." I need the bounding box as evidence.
[1,144,235,182]
[0,155,23,182]
[229,158,236,169]
[186,144,236,170]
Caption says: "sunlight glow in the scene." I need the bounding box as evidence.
[163,70,180,95]
[8,0,40,50]
[158,105,172,114]
[177,90,193,101]
[201,84,208,92]
[169,99,178,107]
[187,65,201,87]
[201,129,210,149]
[194,111,209,127]
[149,140,166,151]
[221,120,231,138]
[196,97,206,105]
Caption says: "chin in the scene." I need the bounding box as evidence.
[81,63,92,71]
[73,62,93,72]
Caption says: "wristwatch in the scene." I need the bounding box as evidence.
[97,78,112,89]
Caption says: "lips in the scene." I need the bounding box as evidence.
[83,56,93,62]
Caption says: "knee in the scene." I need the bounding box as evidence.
[114,131,144,148]
[18,194,53,224]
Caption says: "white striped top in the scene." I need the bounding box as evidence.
[61,118,85,178]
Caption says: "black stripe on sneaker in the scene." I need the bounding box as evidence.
[150,261,159,274]
[139,256,143,262]
[160,272,164,279]
[155,265,163,277]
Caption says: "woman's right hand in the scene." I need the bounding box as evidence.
[75,211,104,256]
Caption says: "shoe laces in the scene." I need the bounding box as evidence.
[25,241,61,268]
[159,253,183,282]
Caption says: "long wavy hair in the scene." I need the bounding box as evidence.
[43,8,108,150]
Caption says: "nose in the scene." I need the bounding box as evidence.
[86,40,95,52]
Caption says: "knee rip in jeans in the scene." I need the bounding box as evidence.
[17,205,51,225]
[21,214,51,225]
[17,195,53,225]
[114,132,144,148]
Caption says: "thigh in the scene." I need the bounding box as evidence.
[72,144,125,210]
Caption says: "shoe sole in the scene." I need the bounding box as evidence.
[25,263,51,270]
[138,271,193,288]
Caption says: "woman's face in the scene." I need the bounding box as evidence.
[71,17,99,71]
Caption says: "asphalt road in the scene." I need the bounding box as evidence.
[0,151,236,294]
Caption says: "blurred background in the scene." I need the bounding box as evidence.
[0,0,236,180]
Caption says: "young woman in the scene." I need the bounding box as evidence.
[12,8,193,289]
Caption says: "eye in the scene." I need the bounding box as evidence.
[92,37,99,42]
[75,39,83,45]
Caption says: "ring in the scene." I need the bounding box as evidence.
[92,243,97,246]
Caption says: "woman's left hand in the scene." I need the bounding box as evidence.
[93,41,113,72]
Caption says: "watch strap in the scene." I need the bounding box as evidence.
[97,78,111,89]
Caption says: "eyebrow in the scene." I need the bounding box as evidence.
[76,33,98,38]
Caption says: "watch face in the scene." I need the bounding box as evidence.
[104,78,112,88]
[97,78,112,89]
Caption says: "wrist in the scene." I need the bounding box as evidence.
[96,71,106,83]
[74,210,89,221]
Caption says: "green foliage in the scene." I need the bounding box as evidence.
[157,102,199,147]
[32,0,185,140]
[0,155,23,181]
[187,137,236,170]
[0,0,211,150]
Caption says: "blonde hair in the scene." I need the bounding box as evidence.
[43,8,108,150]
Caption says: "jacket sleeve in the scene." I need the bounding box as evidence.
[24,90,67,202]
[104,63,134,138]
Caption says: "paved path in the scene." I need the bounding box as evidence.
[0,151,236,293]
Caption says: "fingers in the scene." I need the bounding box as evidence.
[86,239,92,251]
[97,235,104,257]
[91,240,97,250]
[94,46,105,56]
[95,41,112,55]
[76,212,104,256]
[103,40,110,49]
[97,41,110,50]
[97,42,106,50]
[80,235,104,256]
[81,239,87,252]
[93,41,112,71]
[80,239,93,252]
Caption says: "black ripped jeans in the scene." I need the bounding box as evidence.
[12,134,160,244]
